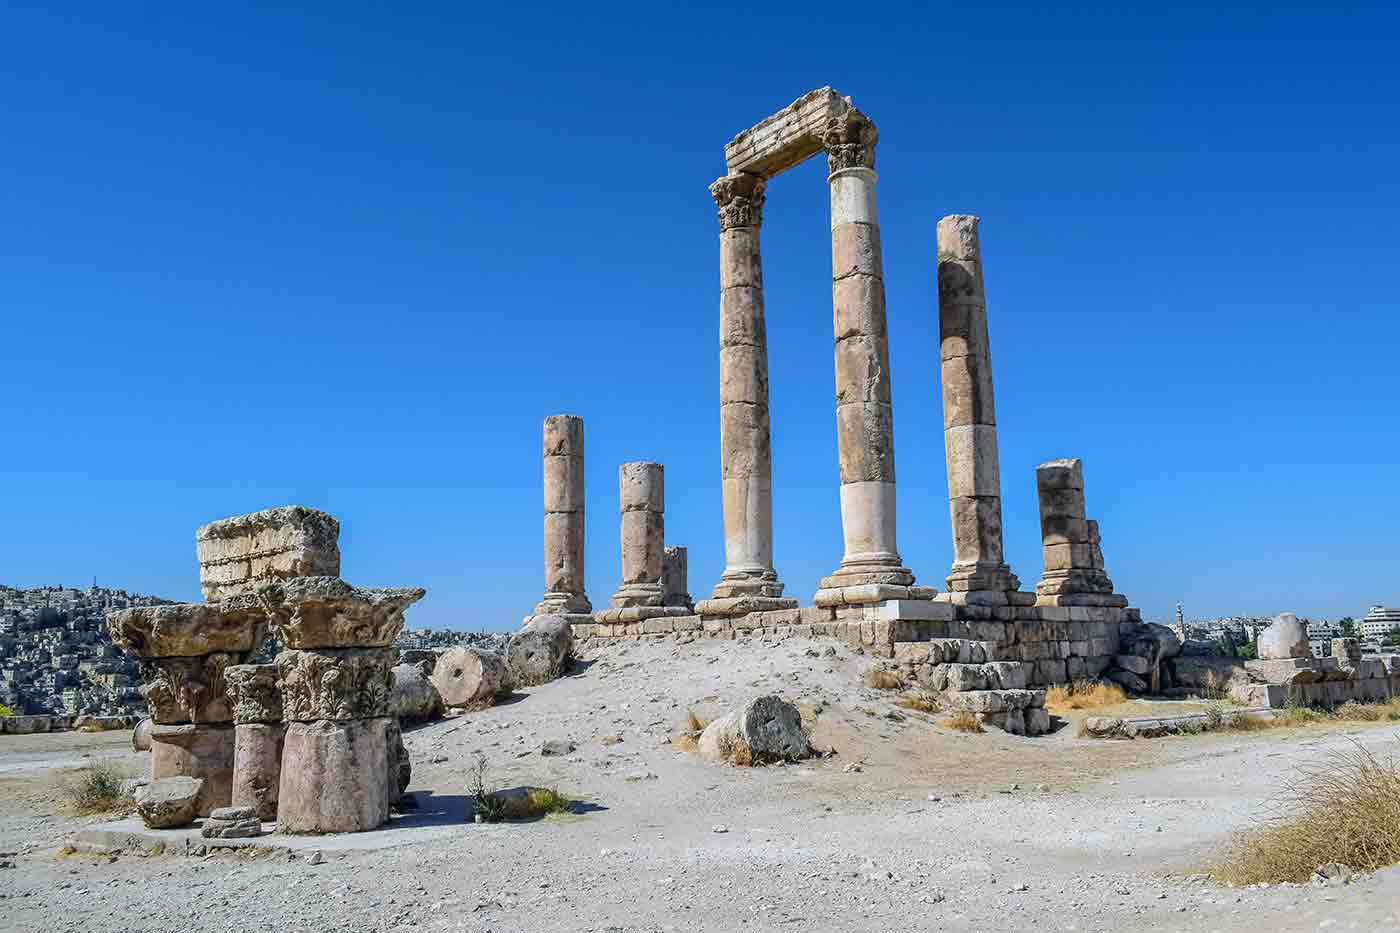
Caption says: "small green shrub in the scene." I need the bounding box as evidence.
[59,758,132,814]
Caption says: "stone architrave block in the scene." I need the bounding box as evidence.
[196,506,341,602]
[256,577,425,649]
[107,599,265,659]
[276,648,394,722]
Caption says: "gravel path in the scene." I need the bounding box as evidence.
[2,637,1399,931]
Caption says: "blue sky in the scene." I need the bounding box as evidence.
[3,3,1396,629]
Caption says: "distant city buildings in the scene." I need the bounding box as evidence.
[1360,606,1400,639]
[0,583,169,717]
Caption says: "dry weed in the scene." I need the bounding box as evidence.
[866,668,903,691]
[1044,679,1127,713]
[895,691,941,714]
[943,709,984,733]
[1209,744,1400,885]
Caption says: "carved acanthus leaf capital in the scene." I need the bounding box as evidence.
[822,109,878,173]
[709,173,767,230]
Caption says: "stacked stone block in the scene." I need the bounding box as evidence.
[536,415,592,617]
[1033,459,1124,607]
[662,546,693,610]
[257,577,423,833]
[196,506,340,602]
[224,663,283,821]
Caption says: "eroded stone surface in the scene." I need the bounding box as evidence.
[139,652,243,725]
[505,615,573,688]
[150,723,235,817]
[277,648,393,722]
[232,721,284,821]
[257,577,425,649]
[107,600,264,659]
[1258,612,1311,660]
[279,718,394,834]
[390,663,444,723]
[430,646,505,709]
[224,663,283,724]
[197,505,341,602]
[698,695,811,765]
[135,776,203,829]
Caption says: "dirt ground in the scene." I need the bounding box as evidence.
[2,636,1399,932]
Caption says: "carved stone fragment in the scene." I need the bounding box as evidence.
[276,647,394,722]
[257,576,425,649]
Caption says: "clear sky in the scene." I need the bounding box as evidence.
[3,3,1396,629]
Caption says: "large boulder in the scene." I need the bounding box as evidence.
[1257,613,1310,660]
[131,718,153,752]
[505,616,573,688]
[697,696,811,765]
[430,647,505,710]
[1117,623,1182,692]
[390,663,444,723]
[135,776,204,829]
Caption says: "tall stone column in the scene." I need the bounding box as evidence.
[819,113,914,594]
[709,173,786,601]
[937,215,1019,593]
[536,414,591,616]
[609,462,666,608]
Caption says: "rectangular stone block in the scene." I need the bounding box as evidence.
[197,506,340,602]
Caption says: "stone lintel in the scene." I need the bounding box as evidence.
[813,584,937,608]
[723,87,865,179]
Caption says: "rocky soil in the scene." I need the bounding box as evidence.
[2,636,1399,931]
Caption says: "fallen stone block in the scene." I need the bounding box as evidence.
[505,615,573,688]
[697,695,811,765]
[390,663,444,723]
[431,646,506,710]
[136,777,204,829]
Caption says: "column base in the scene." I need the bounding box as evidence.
[819,564,916,589]
[935,589,1038,608]
[593,605,695,624]
[609,584,665,609]
[1035,569,1116,597]
[695,596,800,618]
[535,592,593,615]
[945,562,1021,593]
[710,569,786,599]
[813,583,938,607]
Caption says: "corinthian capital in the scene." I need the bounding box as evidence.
[822,109,879,173]
[709,173,767,230]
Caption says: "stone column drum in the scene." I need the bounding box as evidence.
[820,112,914,593]
[937,215,1019,593]
[709,172,787,601]
[224,663,284,822]
[258,577,424,834]
[610,462,666,608]
[536,415,592,616]
[662,545,693,609]
[107,598,266,816]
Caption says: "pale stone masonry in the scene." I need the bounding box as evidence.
[662,546,693,609]
[196,506,340,602]
[224,663,283,822]
[937,216,1019,595]
[536,415,591,616]
[1034,458,1118,602]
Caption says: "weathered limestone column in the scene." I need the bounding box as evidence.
[1033,458,1115,601]
[937,215,1020,594]
[536,415,591,616]
[258,577,424,833]
[610,462,666,608]
[224,663,284,822]
[709,173,787,602]
[819,112,914,595]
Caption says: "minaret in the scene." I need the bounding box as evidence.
[1173,602,1186,642]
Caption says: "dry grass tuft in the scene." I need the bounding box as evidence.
[895,691,941,715]
[59,758,133,815]
[1209,744,1400,885]
[673,710,707,753]
[1336,701,1382,722]
[865,668,904,691]
[1045,679,1127,713]
[498,787,571,820]
[943,709,985,733]
[729,739,755,767]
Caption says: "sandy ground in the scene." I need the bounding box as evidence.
[2,636,1399,932]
